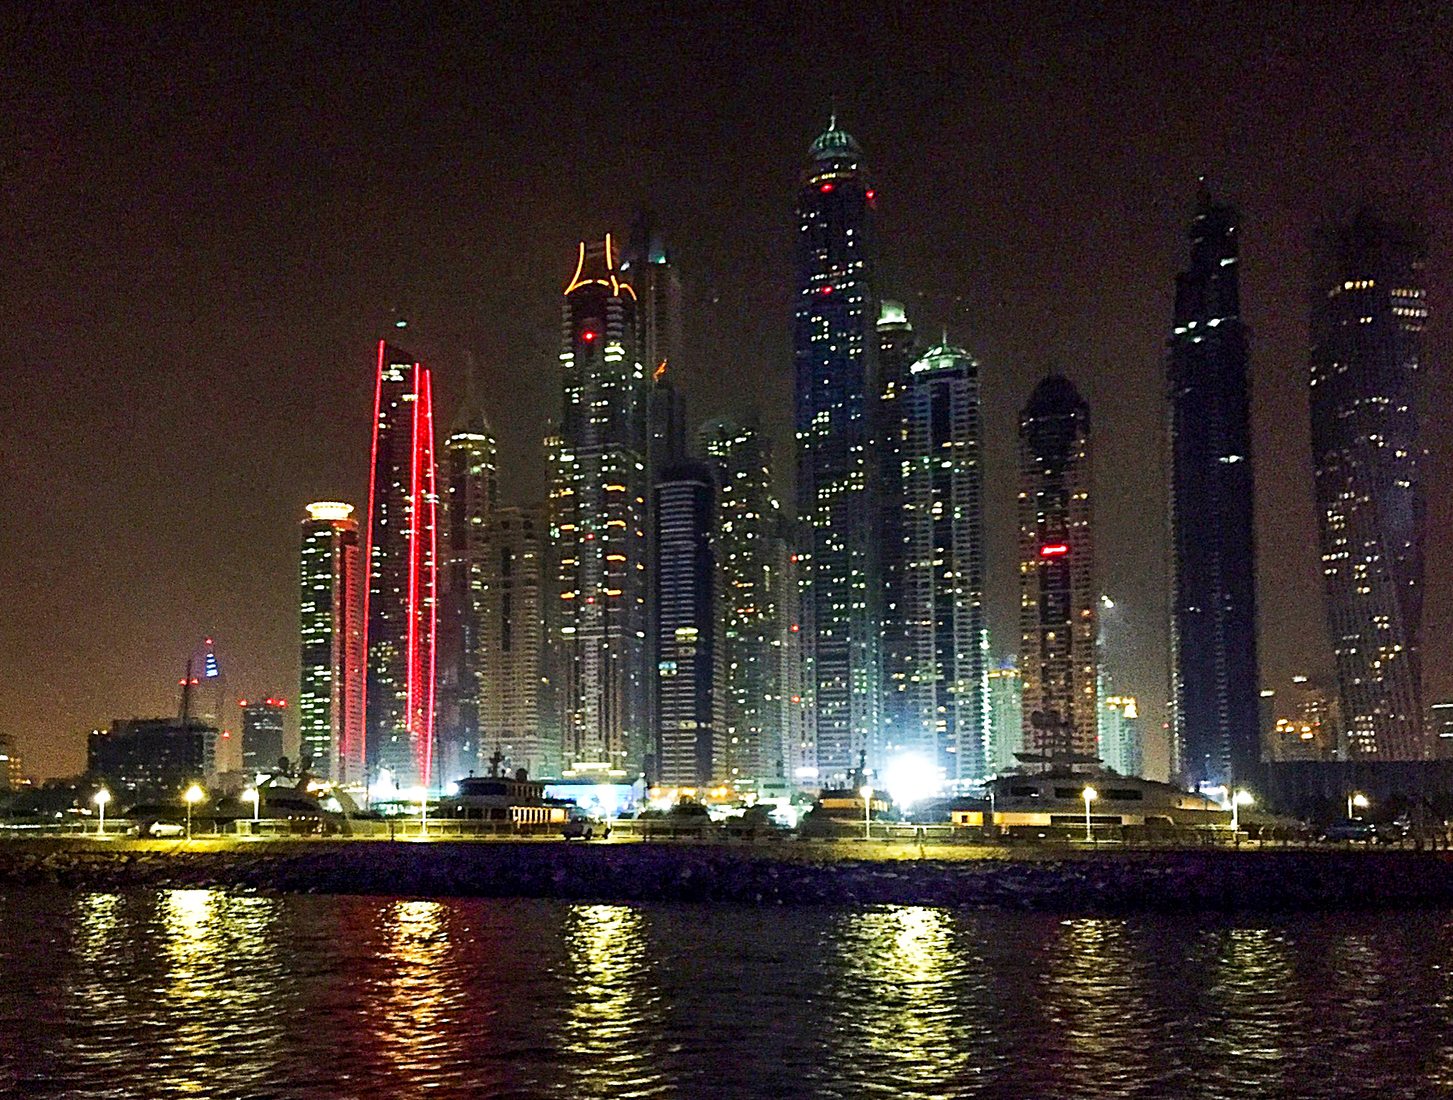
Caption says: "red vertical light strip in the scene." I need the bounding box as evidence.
[360,339,386,785]
[405,361,422,787]
[420,367,438,791]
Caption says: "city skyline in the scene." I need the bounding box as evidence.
[5,5,1451,778]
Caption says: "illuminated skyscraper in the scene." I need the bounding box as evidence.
[481,505,551,777]
[876,301,926,757]
[1167,187,1261,793]
[364,338,439,790]
[1017,375,1097,764]
[698,417,791,782]
[552,235,650,776]
[299,501,365,783]
[1310,208,1428,759]
[654,462,724,785]
[436,367,498,785]
[892,342,988,783]
[987,660,1023,774]
[1098,695,1142,776]
[793,114,880,784]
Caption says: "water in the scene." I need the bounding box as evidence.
[2,889,1450,1098]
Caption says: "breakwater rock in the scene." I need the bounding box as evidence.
[3,840,1453,912]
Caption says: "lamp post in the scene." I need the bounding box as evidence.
[1082,787,1098,843]
[242,787,260,826]
[93,789,111,837]
[183,784,205,840]
[1348,792,1369,820]
[1231,789,1253,832]
[859,785,873,841]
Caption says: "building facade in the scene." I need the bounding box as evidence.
[1309,209,1428,759]
[87,718,217,804]
[480,505,551,778]
[0,734,21,790]
[876,301,926,766]
[1099,695,1143,777]
[892,342,988,784]
[436,378,498,785]
[241,698,287,775]
[653,462,724,785]
[364,339,439,790]
[551,235,650,777]
[298,501,364,784]
[792,116,880,784]
[987,660,1023,775]
[698,417,791,784]
[1017,375,1097,764]
[1167,187,1262,793]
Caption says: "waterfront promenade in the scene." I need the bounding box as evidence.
[3,836,1453,912]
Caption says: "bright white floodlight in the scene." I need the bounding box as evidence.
[882,754,944,811]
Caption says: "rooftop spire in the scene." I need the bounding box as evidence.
[449,350,492,436]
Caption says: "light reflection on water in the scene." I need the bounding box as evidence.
[2,889,1451,1099]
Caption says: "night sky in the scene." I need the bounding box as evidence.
[4,3,1450,779]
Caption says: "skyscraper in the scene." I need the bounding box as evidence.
[892,342,988,784]
[1310,208,1428,759]
[698,417,790,783]
[876,300,926,762]
[987,660,1023,774]
[1017,375,1097,764]
[299,501,365,783]
[1167,186,1261,793]
[1099,695,1142,776]
[793,115,880,784]
[241,698,287,774]
[436,367,498,785]
[552,235,650,776]
[480,505,551,778]
[654,462,724,786]
[364,338,439,791]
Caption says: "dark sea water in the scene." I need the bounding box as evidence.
[1,888,1449,1099]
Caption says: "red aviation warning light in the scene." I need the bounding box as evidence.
[582,330,598,343]
[820,182,835,193]
[1040,543,1070,558]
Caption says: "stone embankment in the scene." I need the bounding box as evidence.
[3,839,1453,911]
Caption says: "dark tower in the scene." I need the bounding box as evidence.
[1310,208,1428,759]
[1017,375,1097,766]
[653,462,722,786]
[1167,186,1261,793]
[792,114,880,784]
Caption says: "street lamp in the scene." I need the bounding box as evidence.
[183,784,206,839]
[859,785,873,841]
[242,787,260,825]
[1082,787,1098,842]
[1348,792,1370,820]
[1231,789,1254,832]
[92,789,111,837]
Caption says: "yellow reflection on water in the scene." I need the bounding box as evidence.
[559,904,661,1097]
[1043,918,1153,1086]
[1206,926,1298,1080]
[141,889,277,1094]
[832,906,968,1087]
[376,899,457,1082]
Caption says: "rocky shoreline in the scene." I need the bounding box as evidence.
[3,839,1453,911]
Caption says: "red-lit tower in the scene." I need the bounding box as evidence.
[365,337,439,791]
